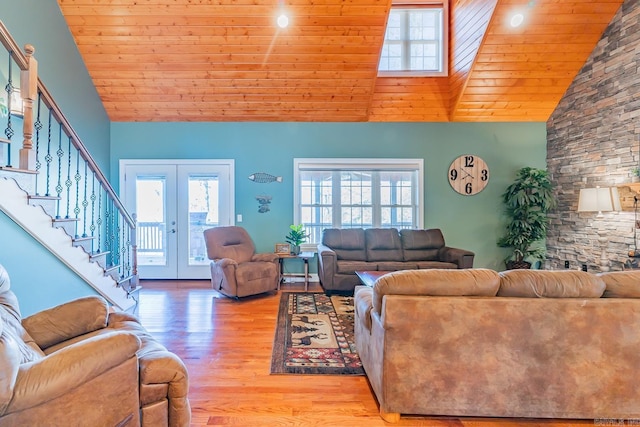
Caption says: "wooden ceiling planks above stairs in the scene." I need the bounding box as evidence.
[57,0,624,122]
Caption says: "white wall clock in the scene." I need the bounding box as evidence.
[448,155,490,195]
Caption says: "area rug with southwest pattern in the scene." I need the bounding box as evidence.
[270,292,364,375]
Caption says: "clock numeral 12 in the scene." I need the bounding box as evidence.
[465,155,474,168]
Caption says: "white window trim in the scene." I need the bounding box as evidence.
[378,0,449,77]
[293,158,424,230]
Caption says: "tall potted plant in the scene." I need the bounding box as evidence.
[497,167,556,269]
[285,224,309,255]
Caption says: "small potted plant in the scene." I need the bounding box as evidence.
[631,167,640,183]
[285,224,309,255]
[497,167,556,269]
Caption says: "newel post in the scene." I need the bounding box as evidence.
[19,44,37,171]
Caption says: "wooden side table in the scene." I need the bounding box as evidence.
[276,252,316,291]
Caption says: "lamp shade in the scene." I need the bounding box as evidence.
[577,186,621,213]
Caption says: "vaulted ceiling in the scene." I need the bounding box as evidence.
[57,0,623,122]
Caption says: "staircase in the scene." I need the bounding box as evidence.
[0,173,137,311]
[0,22,138,312]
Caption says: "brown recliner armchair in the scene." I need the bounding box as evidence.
[0,264,191,427]
[204,226,279,298]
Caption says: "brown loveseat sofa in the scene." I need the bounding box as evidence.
[354,268,640,423]
[0,264,191,426]
[317,228,474,293]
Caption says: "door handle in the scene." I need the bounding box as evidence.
[170,229,176,234]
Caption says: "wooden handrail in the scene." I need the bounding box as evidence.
[36,82,135,228]
[0,21,27,70]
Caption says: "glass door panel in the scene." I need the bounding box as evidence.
[177,165,231,278]
[187,175,219,266]
[124,164,177,279]
[136,177,168,267]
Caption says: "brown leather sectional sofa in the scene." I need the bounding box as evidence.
[0,264,190,426]
[317,228,474,293]
[354,268,640,423]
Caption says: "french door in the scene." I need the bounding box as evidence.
[120,160,234,279]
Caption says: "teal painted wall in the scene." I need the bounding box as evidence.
[111,122,547,270]
[0,211,94,316]
[0,1,111,173]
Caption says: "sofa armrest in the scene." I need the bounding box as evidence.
[438,246,475,268]
[252,252,279,263]
[21,296,110,350]
[317,244,337,288]
[5,332,140,414]
[354,286,374,333]
[139,350,190,426]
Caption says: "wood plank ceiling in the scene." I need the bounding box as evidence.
[57,0,623,122]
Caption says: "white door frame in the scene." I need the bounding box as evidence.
[119,159,235,279]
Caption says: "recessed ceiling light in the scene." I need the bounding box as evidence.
[510,12,524,28]
[277,13,289,28]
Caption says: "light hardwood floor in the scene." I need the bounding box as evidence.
[134,280,593,427]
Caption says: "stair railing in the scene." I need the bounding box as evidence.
[0,21,138,296]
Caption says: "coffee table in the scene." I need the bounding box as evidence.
[355,270,392,287]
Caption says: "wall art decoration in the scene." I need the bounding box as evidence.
[248,172,282,183]
[256,195,272,213]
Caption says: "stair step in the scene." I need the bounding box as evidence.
[0,166,37,174]
[28,195,61,200]
[52,217,79,237]
[29,195,61,218]
[104,264,121,281]
[119,275,141,299]
[73,235,96,253]
[90,251,110,268]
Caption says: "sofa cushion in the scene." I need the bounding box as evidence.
[597,271,640,298]
[365,228,402,262]
[416,261,457,269]
[498,270,605,298]
[400,229,445,261]
[376,261,419,271]
[322,229,366,261]
[372,268,500,315]
[336,260,378,275]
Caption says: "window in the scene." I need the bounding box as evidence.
[378,3,448,76]
[294,159,424,244]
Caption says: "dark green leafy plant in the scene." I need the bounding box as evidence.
[285,224,309,247]
[497,167,556,266]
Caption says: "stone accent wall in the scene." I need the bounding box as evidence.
[546,0,640,272]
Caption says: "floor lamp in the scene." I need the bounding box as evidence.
[577,186,621,272]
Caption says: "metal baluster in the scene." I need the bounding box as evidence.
[126,225,131,277]
[120,214,126,278]
[82,160,88,237]
[44,109,52,196]
[110,198,117,268]
[105,197,111,265]
[90,172,96,253]
[97,185,102,254]
[34,91,42,194]
[64,135,72,218]
[54,122,64,219]
[73,152,81,238]
[3,51,14,166]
